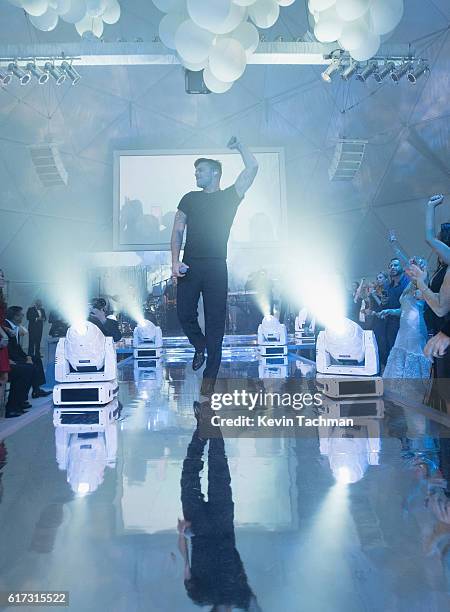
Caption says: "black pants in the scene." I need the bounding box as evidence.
[6,358,46,408]
[385,316,400,360]
[28,325,43,358]
[177,258,228,380]
[181,427,233,536]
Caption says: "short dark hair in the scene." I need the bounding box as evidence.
[194,158,222,178]
[390,258,401,263]
[6,306,23,320]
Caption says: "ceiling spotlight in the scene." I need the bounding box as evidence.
[356,62,378,82]
[0,69,12,85]
[8,62,31,85]
[391,61,413,83]
[373,61,395,82]
[322,59,341,83]
[26,62,49,84]
[407,61,429,84]
[61,61,81,85]
[341,60,359,81]
[44,62,66,85]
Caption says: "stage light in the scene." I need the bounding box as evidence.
[26,62,49,84]
[316,318,379,376]
[356,62,378,82]
[8,62,31,85]
[61,61,81,85]
[0,69,12,85]
[321,59,341,83]
[373,61,395,82]
[407,61,429,83]
[391,61,412,83]
[341,60,358,81]
[44,62,66,85]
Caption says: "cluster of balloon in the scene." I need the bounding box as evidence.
[309,0,404,61]
[7,0,121,37]
[155,0,297,94]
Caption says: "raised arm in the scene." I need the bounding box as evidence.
[408,264,450,317]
[171,210,187,278]
[388,230,410,267]
[227,137,259,198]
[425,194,450,264]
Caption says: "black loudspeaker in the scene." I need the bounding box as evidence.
[184,69,211,94]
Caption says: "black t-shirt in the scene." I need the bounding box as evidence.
[178,185,243,260]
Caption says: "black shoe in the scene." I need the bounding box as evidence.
[32,389,52,398]
[192,350,205,371]
[5,407,25,418]
[22,402,32,409]
[200,378,215,397]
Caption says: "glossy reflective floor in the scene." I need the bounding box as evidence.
[1,352,450,611]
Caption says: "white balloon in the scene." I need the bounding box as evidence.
[29,6,59,29]
[152,0,185,13]
[248,0,279,29]
[336,0,368,22]
[277,0,296,6]
[61,0,86,23]
[86,0,106,17]
[314,5,342,41]
[349,31,380,61]
[75,14,90,35]
[212,3,247,35]
[370,0,403,35]
[54,0,71,14]
[232,0,257,6]
[159,12,187,50]
[309,0,335,11]
[102,0,120,24]
[92,14,103,35]
[75,12,102,35]
[339,15,369,50]
[187,0,231,32]
[22,0,49,17]
[209,37,246,81]
[175,19,216,64]
[203,67,233,92]
[230,20,259,56]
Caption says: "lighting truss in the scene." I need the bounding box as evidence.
[0,56,81,87]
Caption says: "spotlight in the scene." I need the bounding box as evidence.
[61,61,81,85]
[8,62,31,85]
[322,59,341,83]
[390,61,413,83]
[44,62,66,85]
[0,69,12,85]
[26,62,49,84]
[373,61,395,82]
[407,61,429,83]
[341,60,359,81]
[356,62,378,82]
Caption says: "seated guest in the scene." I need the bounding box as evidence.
[0,270,9,385]
[88,298,122,342]
[3,306,51,418]
[48,309,69,338]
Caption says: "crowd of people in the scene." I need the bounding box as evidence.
[348,194,450,400]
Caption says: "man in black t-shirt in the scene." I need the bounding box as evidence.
[171,138,259,395]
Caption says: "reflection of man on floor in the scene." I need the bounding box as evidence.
[178,402,261,611]
[171,138,259,396]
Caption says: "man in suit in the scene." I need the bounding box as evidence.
[26,298,46,358]
[3,306,51,418]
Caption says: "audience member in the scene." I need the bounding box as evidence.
[365,273,389,365]
[2,306,51,418]
[48,309,69,338]
[382,258,409,359]
[88,298,122,342]
[26,298,46,358]
[0,270,9,385]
